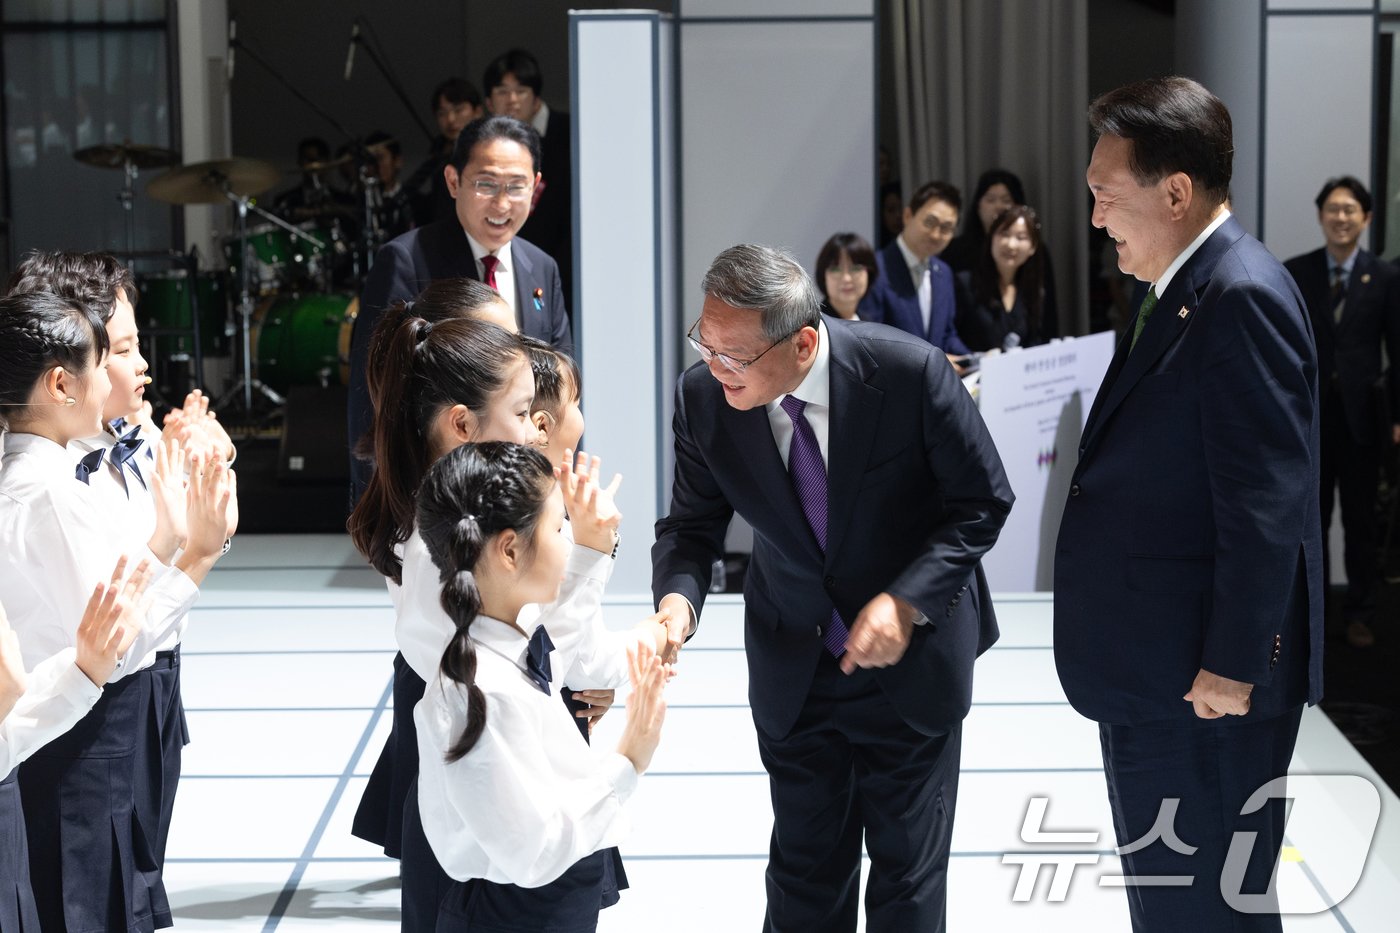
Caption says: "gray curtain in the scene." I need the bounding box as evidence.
[890,0,1091,335]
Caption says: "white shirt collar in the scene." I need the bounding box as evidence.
[895,234,924,273]
[464,231,513,273]
[531,100,551,139]
[768,318,831,415]
[3,431,75,469]
[1153,208,1231,299]
[469,613,537,668]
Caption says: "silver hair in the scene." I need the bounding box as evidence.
[700,244,822,341]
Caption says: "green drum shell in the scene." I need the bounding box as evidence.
[253,292,358,392]
[224,223,294,292]
[138,271,229,359]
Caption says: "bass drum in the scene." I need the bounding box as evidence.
[252,292,358,393]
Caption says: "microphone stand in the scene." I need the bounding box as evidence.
[353,16,438,147]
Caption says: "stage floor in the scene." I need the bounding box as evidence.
[165,535,1400,931]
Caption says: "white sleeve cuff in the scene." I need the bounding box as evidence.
[601,750,640,804]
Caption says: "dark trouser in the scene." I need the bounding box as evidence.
[755,651,959,933]
[1320,388,1381,619]
[435,851,606,933]
[1099,706,1304,933]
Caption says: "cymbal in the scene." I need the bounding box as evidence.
[147,157,282,205]
[74,143,180,171]
[298,155,351,174]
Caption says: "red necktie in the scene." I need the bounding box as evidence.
[480,254,499,290]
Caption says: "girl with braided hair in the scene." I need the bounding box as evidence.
[413,441,669,932]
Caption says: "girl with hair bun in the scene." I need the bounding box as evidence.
[413,441,669,932]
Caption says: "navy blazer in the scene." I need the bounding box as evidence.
[858,240,971,356]
[1054,216,1323,726]
[652,318,1013,738]
[346,219,573,500]
[1284,246,1400,445]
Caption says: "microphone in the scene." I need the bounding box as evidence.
[344,20,359,81]
[227,18,236,80]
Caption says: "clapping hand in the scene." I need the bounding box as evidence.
[74,555,151,686]
[148,438,189,563]
[616,641,670,774]
[556,449,622,555]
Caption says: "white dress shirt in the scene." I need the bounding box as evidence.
[0,433,199,679]
[1,647,103,775]
[464,232,517,321]
[765,318,833,469]
[415,612,637,887]
[70,423,185,655]
[896,235,933,336]
[396,522,633,692]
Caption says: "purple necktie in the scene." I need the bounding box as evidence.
[779,395,849,657]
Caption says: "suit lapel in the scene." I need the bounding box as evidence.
[824,323,882,558]
[1081,216,1245,452]
[511,242,534,330]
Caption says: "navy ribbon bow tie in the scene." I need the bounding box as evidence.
[74,448,105,485]
[525,625,554,695]
[108,425,147,491]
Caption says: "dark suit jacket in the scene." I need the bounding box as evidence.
[859,241,971,356]
[652,318,1013,738]
[1054,216,1323,726]
[1284,246,1400,445]
[346,219,573,500]
[953,270,1058,352]
[519,109,573,301]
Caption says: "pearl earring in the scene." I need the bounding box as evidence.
[64,397,76,406]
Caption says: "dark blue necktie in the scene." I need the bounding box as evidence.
[108,424,146,491]
[74,448,105,485]
[524,625,554,695]
[778,395,850,657]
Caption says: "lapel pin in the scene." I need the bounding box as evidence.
[1178,306,1191,319]
[533,287,544,311]
[1362,273,1371,285]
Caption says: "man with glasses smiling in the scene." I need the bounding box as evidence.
[348,114,571,502]
[859,181,974,374]
[653,244,1012,932]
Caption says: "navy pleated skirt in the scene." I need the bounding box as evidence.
[0,768,40,933]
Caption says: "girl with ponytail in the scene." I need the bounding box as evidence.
[413,442,669,932]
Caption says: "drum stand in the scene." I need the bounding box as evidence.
[215,186,289,418]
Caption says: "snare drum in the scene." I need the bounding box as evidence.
[252,292,358,392]
[223,223,294,293]
[138,270,229,359]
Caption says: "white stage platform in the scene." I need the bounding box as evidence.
[164,535,1400,931]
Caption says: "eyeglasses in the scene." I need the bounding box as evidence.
[826,264,868,279]
[920,216,958,236]
[686,318,796,374]
[471,178,532,201]
[1322,203,1364,219]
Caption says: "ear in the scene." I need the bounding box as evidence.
[792,326,819,364]
[444,164,461,198]
[46,366,73,405]
[531,409,552,448]
[533,171,543,189]
[1164,172,1193,220]
[494,528,522,572]
[902,205,914,227]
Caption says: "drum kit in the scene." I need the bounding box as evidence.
[73,141,382,425]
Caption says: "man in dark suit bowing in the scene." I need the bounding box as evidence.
[347,114,572,499]
[858,180,973,374]
[1284,176,1400,649]
[1056,77,1322,933]
[651,244,1012,932]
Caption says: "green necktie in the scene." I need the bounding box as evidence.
[1129,288,1159,352]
